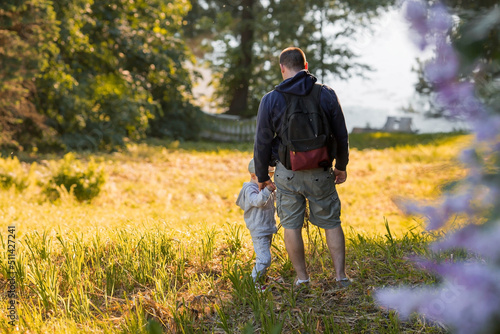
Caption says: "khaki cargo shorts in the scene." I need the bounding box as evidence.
[274,162,341,230]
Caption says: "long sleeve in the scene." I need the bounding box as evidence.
[254,94,274,183]
[236,182,277,238]
[245,186,273,208]
[320,86,349,171]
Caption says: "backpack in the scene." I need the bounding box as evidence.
[278,84,336,171]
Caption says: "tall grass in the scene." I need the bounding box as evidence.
[0,132,469,333]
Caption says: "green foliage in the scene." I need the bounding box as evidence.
[452,5,500,105]
[189,0,393,117]
[34,0,201,149]
[43,153,105,202]
[0,0,60,150]
[0,156,30,191]
[147,102,203,141]
[1,0,201,151]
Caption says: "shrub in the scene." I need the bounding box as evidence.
[44,153,105,202]
[0,156,30,192]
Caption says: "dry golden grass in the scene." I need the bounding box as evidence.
[0,132,471,333]
[6,133,469,238]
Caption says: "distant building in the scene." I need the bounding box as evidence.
[351,116,417,134]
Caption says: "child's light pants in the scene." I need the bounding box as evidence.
[251,234,273,282]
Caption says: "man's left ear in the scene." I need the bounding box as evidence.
[305,62,308,70]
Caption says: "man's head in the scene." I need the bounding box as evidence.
[279,47,308,78]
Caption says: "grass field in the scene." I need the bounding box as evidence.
[0,132,471,333]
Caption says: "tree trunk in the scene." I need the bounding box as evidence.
[226,0,254,117]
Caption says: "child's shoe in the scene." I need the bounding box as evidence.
[255,283,267,292]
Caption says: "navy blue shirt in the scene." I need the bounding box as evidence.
[254,70,349,183]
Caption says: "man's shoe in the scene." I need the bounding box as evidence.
[294,278,311,292]
[336,278,352,288]
[294,277,310,286]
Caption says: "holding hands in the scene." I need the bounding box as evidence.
[258,179,276,192]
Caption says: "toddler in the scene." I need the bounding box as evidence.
[236,159,277,286]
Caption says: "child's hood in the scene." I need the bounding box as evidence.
[236,182,255,210]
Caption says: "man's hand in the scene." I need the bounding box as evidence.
[265,183,276,192]
[258,179,275,191]
[333,168,347,184]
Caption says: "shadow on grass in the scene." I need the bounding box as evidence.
[146,131,469,153]
[10,131,469,164]
[142,137,254,153]
[349,131,469,150]
[156,131,470,153]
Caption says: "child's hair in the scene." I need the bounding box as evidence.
[248,159,255,174]
[248,158,275,175]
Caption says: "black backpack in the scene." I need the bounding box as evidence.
[278,84,336,171]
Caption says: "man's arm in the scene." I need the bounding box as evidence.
[321,87,349,172]
[254,93,274,185]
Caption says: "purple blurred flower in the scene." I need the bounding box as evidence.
[459,148,479,166]
[481,186,500,208]
[379,2,500,333]
[472,115,500,142]
[437,81,484,118]
[404,0,429,49]
[404,202,448,230]
[404,193,472,230]
[427,3,453,33]
[433,223,500,261]
[404,1,453,49]
[443,193,473,215]
[376,264,500,334]
[376,287,429,318]
[424,41,459,85]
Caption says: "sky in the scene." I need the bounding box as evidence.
[327,9,467,133]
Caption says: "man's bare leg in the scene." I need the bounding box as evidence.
[284,228,308,281]
[324,225,347,280]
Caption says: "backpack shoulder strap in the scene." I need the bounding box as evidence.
[310,83,323,102]
[276,90,291,145]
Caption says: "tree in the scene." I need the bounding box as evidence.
[0,0,59,151]
[35,0,199,150]
[188,0,393,118]
[186,0,263,117]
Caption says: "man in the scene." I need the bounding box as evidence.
[253,47,350,287]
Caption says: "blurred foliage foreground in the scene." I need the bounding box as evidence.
[0,132,471,333]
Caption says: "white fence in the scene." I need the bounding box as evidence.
[200,111,256,142]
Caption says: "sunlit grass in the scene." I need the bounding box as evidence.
[0,132,470,333]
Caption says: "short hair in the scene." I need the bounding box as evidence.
[279,47,307,72]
